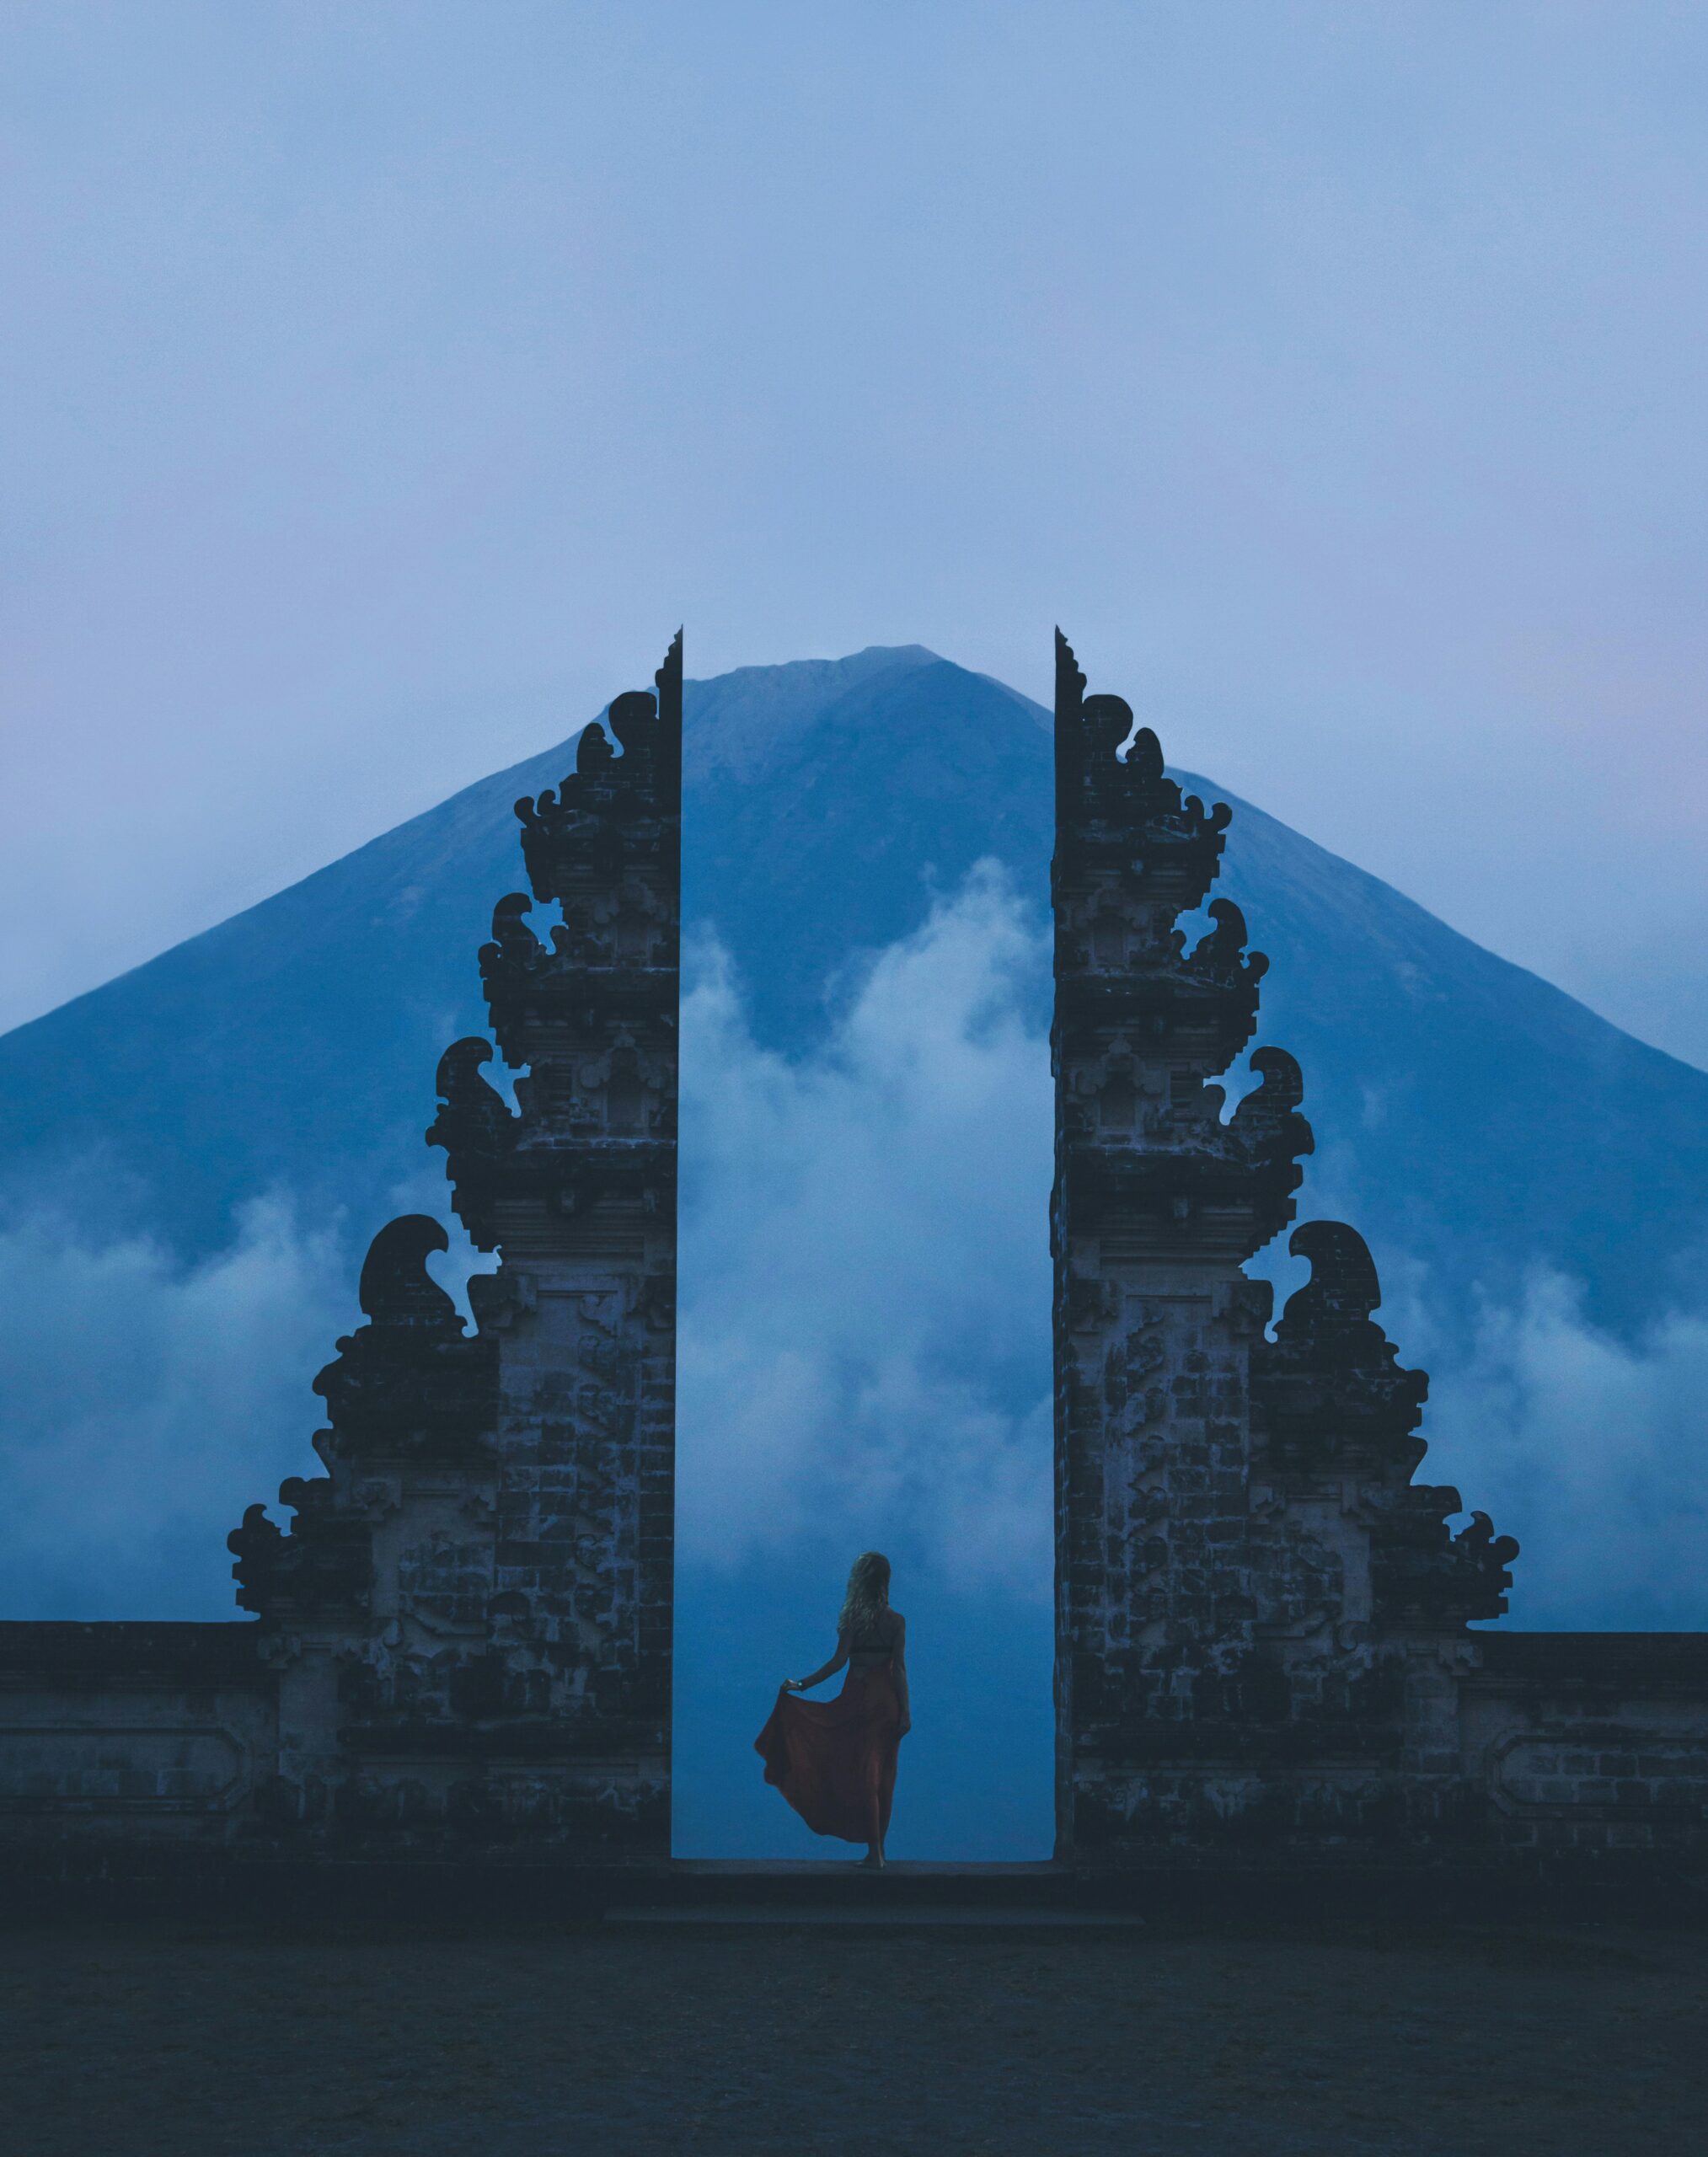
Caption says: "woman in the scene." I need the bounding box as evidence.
[754,1550,911,1867]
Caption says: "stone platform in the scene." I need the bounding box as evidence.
[608,1859,1145,1931]
[12,1846,1702,1933]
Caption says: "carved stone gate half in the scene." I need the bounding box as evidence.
[1047,632,1708,1866]
[224,638,683,1853]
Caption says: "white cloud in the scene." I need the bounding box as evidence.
[676,861,1055,1597]
[0,1196,346,1616]
[1423,1270,1708,1630]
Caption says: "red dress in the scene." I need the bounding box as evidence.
[754,1655,902,1844]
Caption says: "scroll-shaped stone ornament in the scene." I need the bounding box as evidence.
[427,1039,518,1251]
[1282,1219,1387,1333]
[1255,1218,1519,1624]
[356,1213,462,1330]
[576,719,614,774]
[229,1214,493,1620]
[1188,898,1270,988]
[1255,1220,1427,1480]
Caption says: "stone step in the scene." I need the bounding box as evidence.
[608,1897,1143,1931]
[660,1860,1099,1910]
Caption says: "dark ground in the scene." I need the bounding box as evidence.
[7,1912,1708,2155]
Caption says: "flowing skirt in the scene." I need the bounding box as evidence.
[754,1663,902,1844]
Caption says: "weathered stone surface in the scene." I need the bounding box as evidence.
[1466,1634,1708,1855]
[445,636,682,1847]
[1052,629,1316,1845]
[0,1624,275,1854]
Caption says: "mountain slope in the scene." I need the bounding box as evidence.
[1,644,1704,1361]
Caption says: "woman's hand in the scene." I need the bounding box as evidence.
[783,1678,805,1692]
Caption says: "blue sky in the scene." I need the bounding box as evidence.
[3,1,1706,1065]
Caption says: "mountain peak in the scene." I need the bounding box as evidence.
[682,643,942,782]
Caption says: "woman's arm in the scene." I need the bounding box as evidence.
[891,1614,911,1735]
[787,1626,849,1691]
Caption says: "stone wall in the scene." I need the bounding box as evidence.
[1469,1635,1708,1860]
[0,1624,274,1851]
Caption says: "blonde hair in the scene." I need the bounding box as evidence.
[838,1550,892,1639]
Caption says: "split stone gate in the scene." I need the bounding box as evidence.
[4,634,1707,1881]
